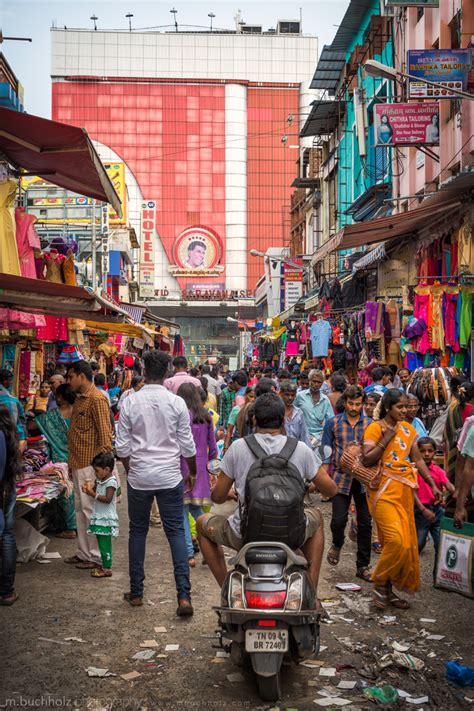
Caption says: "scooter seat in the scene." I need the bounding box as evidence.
[245,547,288,565]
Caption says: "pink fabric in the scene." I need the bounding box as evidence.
[444,293,459,352]
[285,341,299,356]
[36,316,68,341]
[163,371,201,394]
[417,462,449,505]
[0,307,45,330]
[15,208,40,279]
[413,294,430,354]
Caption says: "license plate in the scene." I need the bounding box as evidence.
[245,629,289,653]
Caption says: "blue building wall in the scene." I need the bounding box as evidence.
[337,2,394,230]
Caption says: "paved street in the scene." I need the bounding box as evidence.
[2,490,472,710]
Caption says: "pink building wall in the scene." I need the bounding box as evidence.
[393,0,473,211]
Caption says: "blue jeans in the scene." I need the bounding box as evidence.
[415,503,444,578]
[127,481,191,601]
[0,486,17,597]
[183,503,204,559]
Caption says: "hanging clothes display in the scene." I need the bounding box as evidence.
[14,208,41,279]
[310,318,332,358]
[0,178,21,276]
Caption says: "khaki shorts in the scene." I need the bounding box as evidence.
[200,506,322,552]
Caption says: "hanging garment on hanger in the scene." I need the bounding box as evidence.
[310,319,332,358]
[0,179,21,276]
[15,208,41,279]
[443,292,460,352]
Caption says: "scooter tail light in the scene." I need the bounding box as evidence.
[285,574,303,611]
[244,591,286,609]
[228,573,245,609]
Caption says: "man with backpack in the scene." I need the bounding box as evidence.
[197,393,337,592]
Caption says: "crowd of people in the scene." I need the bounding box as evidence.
[0,353,473,617]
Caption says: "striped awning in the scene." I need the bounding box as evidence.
[119,302,146,324]
[352,244,387,273]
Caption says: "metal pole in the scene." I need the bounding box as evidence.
[91,199,97,291]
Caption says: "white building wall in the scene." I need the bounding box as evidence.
[51,29,318,87]
[93,141,180,297]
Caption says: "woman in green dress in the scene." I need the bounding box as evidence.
[36,383,77,538]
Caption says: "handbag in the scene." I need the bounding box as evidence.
[340,441,382,490]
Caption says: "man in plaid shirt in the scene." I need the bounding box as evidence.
[320,385,372,581]
[219,371,248,429]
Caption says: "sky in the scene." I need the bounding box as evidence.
[3,0,350,118]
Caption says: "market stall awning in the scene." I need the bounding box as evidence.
[0,106,122,217]
[311,190,467,265]
[0,273,129,321]
[352,243,387,273]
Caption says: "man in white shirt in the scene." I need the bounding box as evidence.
[164,356,201,395]
[116,350,197,615]
[197,393,337,593]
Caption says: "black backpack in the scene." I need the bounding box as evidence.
[240,435,307,550]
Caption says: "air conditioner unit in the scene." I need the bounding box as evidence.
[277,20,301,35]
[241,25,263,34]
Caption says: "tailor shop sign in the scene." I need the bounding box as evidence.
[168,226,224,277]
[374,103,439,147]
[408,49,472,99]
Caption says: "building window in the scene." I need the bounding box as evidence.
[375,145,389,182]
[449,12,461,49]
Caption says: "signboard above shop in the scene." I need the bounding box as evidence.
[374,102,439,147]
[408,49,472,99]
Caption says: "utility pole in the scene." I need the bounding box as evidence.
[91,200,97,291]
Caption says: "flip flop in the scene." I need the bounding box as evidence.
[388,592,410,609]
[0,592,19,606]
[373,586,388,610]
[75,561,97,570]
[123,592,143,607]
[64,555,82,564]
[372,542,382,554]
[326,545,341,566]
[356,567,372,582]
[91,568,112,578]
[176,599,194,617]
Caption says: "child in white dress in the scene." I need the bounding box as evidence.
[82,452,119,578]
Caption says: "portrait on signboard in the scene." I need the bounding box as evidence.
[170,226,224,275]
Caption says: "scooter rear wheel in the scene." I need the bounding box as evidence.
[257,673,281,702]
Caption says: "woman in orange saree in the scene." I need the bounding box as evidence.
[362,390,441,610]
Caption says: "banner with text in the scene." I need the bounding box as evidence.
[407,49,472,99]
[139,201,156,298]
[284,258,303,310]
[374,103,439,147]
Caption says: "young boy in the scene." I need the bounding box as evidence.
[414,437,454,579]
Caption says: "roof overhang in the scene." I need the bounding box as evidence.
[300,100,345,138]
[311,173,474,265]
[0,273,128,321]
[0,106,122,217]
[309,45,346,94]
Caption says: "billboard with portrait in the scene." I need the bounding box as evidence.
[374,103,439,147]
[168,226,224,277]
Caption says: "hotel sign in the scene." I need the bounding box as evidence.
[139,201,156,298]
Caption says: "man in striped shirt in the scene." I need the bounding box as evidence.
[66,360,113,570]
[320,385,372,582]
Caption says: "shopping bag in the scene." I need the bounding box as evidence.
[434,516,474,598]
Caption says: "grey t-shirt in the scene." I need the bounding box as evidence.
[220,433,318,536]
[203,374,220,399]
